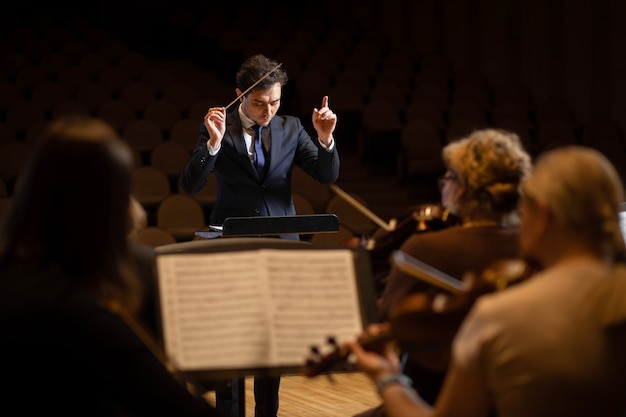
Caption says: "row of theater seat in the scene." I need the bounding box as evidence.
[0,161,375,248]
[3,6,626,246]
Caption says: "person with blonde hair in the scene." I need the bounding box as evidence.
[348,145,626,417]
[352,129,533,415]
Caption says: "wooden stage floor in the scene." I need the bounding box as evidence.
[205,372,381,417]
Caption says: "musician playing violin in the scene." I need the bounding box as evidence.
[348,145,626,417]
[352,128,533,417]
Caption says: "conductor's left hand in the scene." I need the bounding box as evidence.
[312,95,337,147]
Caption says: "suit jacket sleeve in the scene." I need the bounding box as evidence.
[179,121,215,194]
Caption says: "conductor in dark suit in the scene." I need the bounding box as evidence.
[180,54,340,417]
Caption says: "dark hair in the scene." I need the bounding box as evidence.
[235,54,288,94]
[0,114,142,311]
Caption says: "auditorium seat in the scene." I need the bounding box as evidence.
[0,141,32,189]
[122,119,164,158]
[37,52,71,80]
[117,51,150,79]
[0,197,14,230]
[178,173,218,210]
[451,84,491,110]
[139,67,173,97]
[0,123,17,147]
[491,100,532,127]
[359,98,403,174]
[14,66,49,94]
[368,80,409,112]
[156,194,207,242]
[399,118,445,181]
[131,166,172,210]
[5,99,46,137]
[143,99,182,134]
[31,81,69,114]
[292,192,316,215]
[405,98,446,130]
[98,66,133,97]
[149,141,190,187]
[291,166,332,213]
[0,81,25,113]
[51,100,89,119]
[446,119,483,143]
[119,81,158,113]
[448,99,489,127]
[324,193,376,237]
[60,39,90,64]
[534,120,579,154]
[132,226,178,247]
[411,81,450,111]
[57,65,92,96]
[78,51,111,79]
[535,98,577,128]
[96,99,136,132]
[2,52,30,80]
[162,82,198,115]
[98,38,130,64]
[492,80,533,110]
[76,83,111,114]
[292,67,333,119]
[170,119,201,152]
[0,178,8,198]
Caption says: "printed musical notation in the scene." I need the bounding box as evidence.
[157,249,364,372]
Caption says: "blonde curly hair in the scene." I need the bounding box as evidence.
[443,128,533,225]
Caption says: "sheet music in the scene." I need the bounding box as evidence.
[156,249,364,372]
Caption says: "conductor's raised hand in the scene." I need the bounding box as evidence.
[312,95,337,147]
[204,106,227,149]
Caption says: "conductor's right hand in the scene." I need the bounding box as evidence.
[204,107,227,150]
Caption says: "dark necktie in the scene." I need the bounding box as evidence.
[253,124,265,177]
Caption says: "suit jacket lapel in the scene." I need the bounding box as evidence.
[226,110,260,177]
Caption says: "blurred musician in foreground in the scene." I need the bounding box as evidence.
[356,128,532,415]
[348,145,626,417]
[0,115,225,417]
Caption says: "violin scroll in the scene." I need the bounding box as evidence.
[302,332,390,377]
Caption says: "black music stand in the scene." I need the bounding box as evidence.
[159,214,371,417]
[194,214,339,239]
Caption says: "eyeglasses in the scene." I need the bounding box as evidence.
[438,172,457,189]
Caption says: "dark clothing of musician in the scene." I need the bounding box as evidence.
[0,114,225,417]
[180,54,339,417]
[0,262,224,417]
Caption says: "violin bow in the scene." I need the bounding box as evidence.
[391,250,466,294]
[330,184,396,232]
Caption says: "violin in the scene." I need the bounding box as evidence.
[330,184,461,295]
[302,252,534,377]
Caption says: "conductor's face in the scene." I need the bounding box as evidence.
[239,82,282,128]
